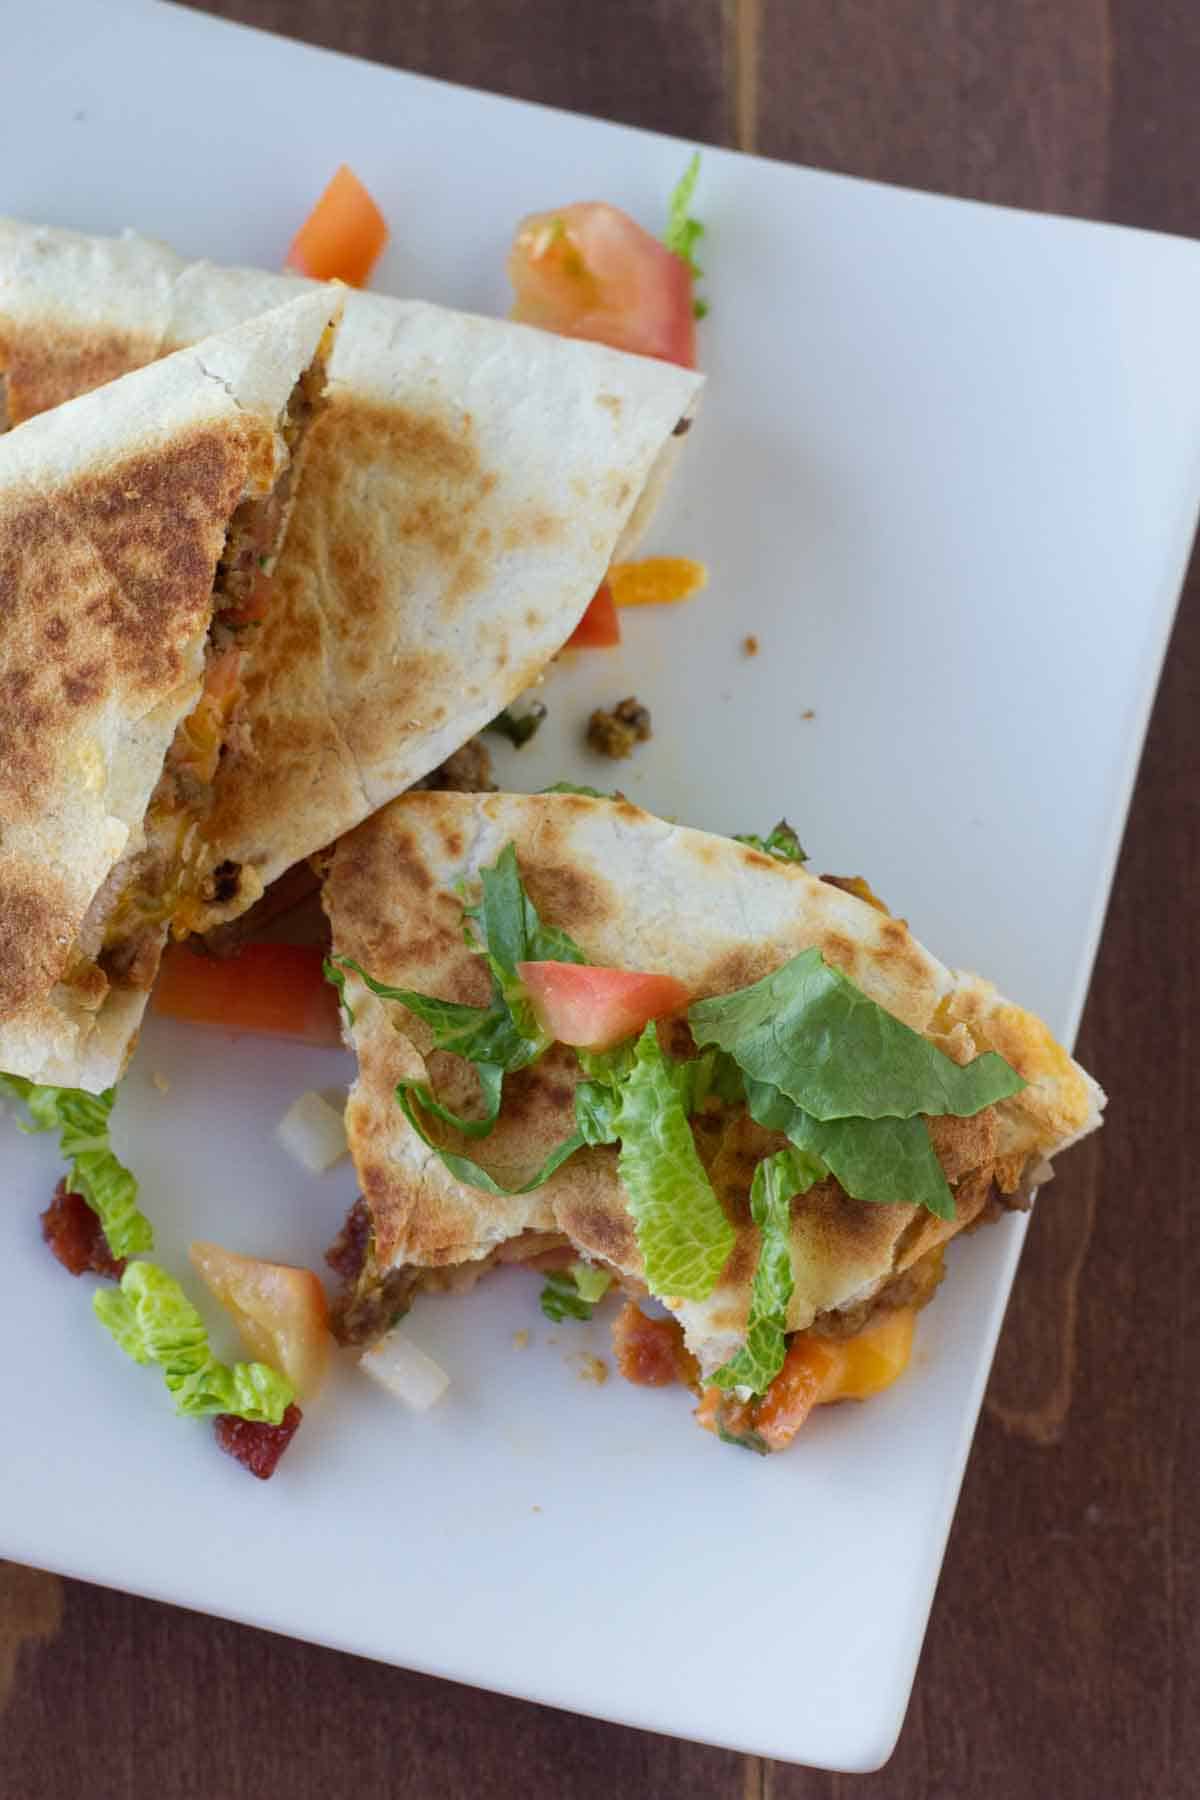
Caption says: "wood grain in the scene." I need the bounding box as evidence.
[4,1,1197,1792]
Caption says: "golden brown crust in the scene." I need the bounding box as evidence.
[0,320,156,422]
[0,225,702,904]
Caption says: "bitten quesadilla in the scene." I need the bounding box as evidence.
[0,288,343,1090]
[0,218,703,903]
[321,790,1104,1452]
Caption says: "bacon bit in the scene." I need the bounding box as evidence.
[214,1402,303,1481]
[40,1179,125,1280]
[608,557,707,609]
[611,1301,699,1390]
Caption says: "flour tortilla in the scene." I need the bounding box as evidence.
[0,218,703,900]
[323,791,1105,1374]
[0,287,342,1089]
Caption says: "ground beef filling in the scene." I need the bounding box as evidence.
[586,695,653,760]
[90,359,329,990]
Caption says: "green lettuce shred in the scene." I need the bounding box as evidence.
[744,1075,956,1221]
[607,1025,733,1302]
[539,1261,613,1322]
[94,1262,293,1423]
[689,947,1024,1122]
[664,152,707,318]
[322,957,355,1027]
[710,1147,824,1395]
[734,820,807,864]
[0,1076,153,1259]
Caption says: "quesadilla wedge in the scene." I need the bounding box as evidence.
[0,287,343,1090]
[321,790,1104,1452]
[0,217,703,904]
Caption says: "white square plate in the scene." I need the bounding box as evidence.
[3,0,1199,1772]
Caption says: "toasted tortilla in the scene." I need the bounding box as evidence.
[0,287,342,1089]
[323,791,1105,1374]
[0,218,703,903]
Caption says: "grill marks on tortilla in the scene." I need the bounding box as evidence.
[0,877,76,1014]
[0,425,249,826]
[0,320,157,424]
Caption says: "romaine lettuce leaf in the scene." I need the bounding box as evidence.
[744,1075,955,1221]
[710,1147,825,1395]
[0,1076,153,1259]
[689,947,1024,1122]
[93,1262,293,1423]
[611,1025,734,1301]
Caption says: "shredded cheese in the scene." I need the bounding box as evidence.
[608,556,708,609]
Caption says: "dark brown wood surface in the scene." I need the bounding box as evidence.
[4,3,1197,1793]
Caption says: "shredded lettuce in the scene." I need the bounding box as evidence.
[332,843,590,1143]
[605,1025,733,1301]
[734,820,807,864]
[540,782,612,799]
[0,1076,153,1259]
[487,703,546,748]
[744,1074,955,1221]
[664,152,707,318]
[710,1147,824,1395]
[539,1261,613,1322]
[393,1082,586,1195]
[689,947,1024,1123]
[322,957,355,1027]
[94,1262,293,1423]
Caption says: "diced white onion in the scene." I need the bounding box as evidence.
[359,1330,450,1411]
[276,1089,348,1173]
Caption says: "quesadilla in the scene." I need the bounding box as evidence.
[321,790,1104,1451]
[0,287,343,1090]
[0,217,703,902]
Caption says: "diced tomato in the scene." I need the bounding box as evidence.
[285,164,389,287]
[566,580,621,649]
[518,960,690,1051]
[509,202,696,368]
[189,1240,332,1400]
[152,942,344,1047]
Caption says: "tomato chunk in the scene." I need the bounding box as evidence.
[152,942,343,1047]
[189,1240,332,1400]
[566,581,621,649]
[285,164,388,287]
[518,960,690,1050]
[509,202,696,367]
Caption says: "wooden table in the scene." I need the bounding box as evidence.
[4,4,1197,1793]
